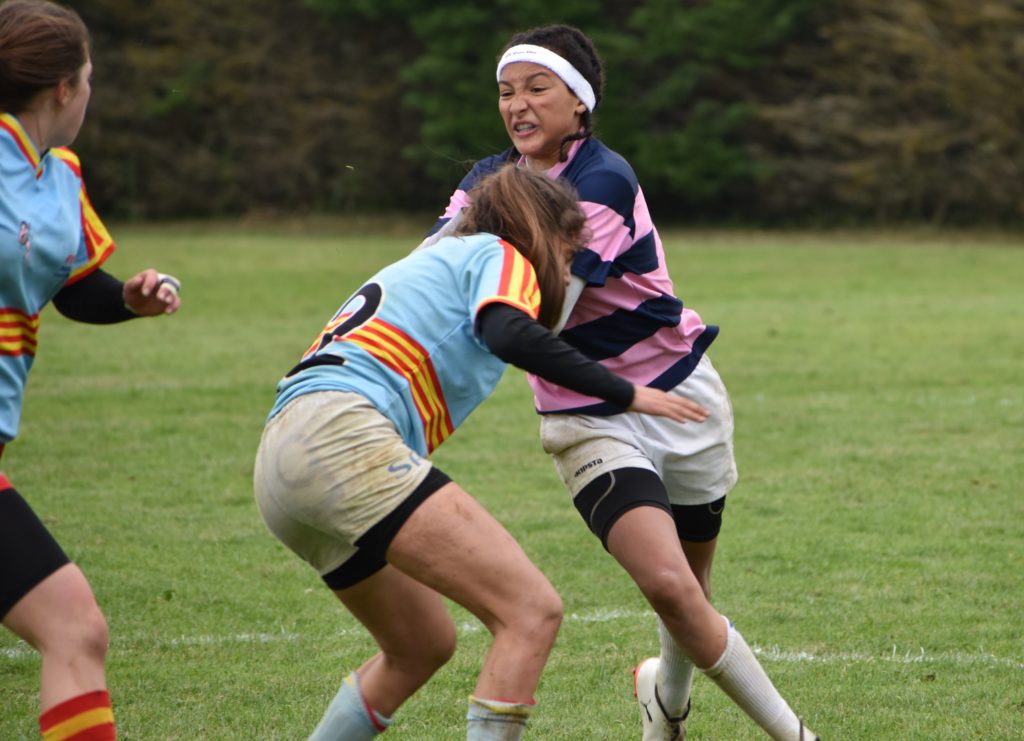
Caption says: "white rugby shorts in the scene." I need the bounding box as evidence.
[253,391,431,577]
[539,354,738,506]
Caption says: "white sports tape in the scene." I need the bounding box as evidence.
[497,44,596,112]
[157,273,181,294]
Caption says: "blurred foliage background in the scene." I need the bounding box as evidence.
[69,0,1024,225]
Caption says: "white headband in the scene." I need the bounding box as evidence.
[496,44,597,112]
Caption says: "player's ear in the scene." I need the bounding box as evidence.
[53,78,72,107]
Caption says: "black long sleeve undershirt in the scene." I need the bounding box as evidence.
[52,268,137,324]
[477,303,634,409]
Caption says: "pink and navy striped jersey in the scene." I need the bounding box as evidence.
[430,137,717,415]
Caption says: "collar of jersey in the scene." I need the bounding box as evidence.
[0,112,44,177]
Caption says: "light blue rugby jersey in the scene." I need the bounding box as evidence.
[0,113,115,443]
[269,232,541,456]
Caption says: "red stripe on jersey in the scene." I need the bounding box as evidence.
[50,147,82,177]
[0,308,40,356]
[496,239,517,298]
[346,319,454,451]
[495,240,540,318]
[0,114,40,171]
[66,191,116,286]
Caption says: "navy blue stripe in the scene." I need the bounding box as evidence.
[561,139,638,236]
[562,294,684,361]
[426,217,449,237]
[427,150,516,237]
[573,230,660,286]
[539,326,720,416]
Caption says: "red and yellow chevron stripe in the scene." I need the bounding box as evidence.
[495,239,541,318]
[0,308,40,357]
[51,148,116,284]
[0,113,40,172]
[344,319,453,452]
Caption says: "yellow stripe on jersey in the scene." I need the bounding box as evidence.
[495,240,541,319]
[50,148,116,285]
[0,113,41,171]
[0,309,40,357]
[345,318,454,452]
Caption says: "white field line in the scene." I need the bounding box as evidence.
[3,607,1022,670]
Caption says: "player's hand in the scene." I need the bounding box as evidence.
[123,269,181,316]
[627,385,709,423]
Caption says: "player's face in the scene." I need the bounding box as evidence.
[51,53,92,149]
[499,62,586,171]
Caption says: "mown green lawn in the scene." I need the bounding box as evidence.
[2,222,1021,739]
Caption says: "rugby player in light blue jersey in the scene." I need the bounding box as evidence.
[426,24,820,741]
[0,2,180,737]
[254,165,709,741]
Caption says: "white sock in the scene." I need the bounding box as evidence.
[657,616,695,717]
[702,616,809,741]
[466,695,533,741]
[308,672,391,741]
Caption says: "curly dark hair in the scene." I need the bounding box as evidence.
[499,24,605,163]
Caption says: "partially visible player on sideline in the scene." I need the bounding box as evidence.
[254,165,710,741]
[0,2,181,738]
[425,24,820,741]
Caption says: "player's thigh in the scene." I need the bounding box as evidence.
[0,483,74,630]
[335,564,455,659]
[3,563,101,649]
[385,482,558,625]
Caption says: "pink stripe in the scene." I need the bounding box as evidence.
[442,190,471,219]
[532,316,706,410]
[633,185,656,239]
[579,201,631,261]
[564,270,676,330]
[544,139,582,178]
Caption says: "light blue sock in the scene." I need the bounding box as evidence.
[466,695,533,741]
[308,672,392,741]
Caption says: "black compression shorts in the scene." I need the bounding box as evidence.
[0,478,71,619]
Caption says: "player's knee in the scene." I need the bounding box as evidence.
[421,621,457,669]
[383,625,455,681]
[539,583,564,631]
[78,604,110,662]
[47,600,108,664]
[520,581,563,645]
[63,583,109,658]
[641,567,706,617]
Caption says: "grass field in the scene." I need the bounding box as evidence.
[1,222,1021,739]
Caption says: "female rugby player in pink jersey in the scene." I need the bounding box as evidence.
[0,2,180,738]
[426,24,820,741]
